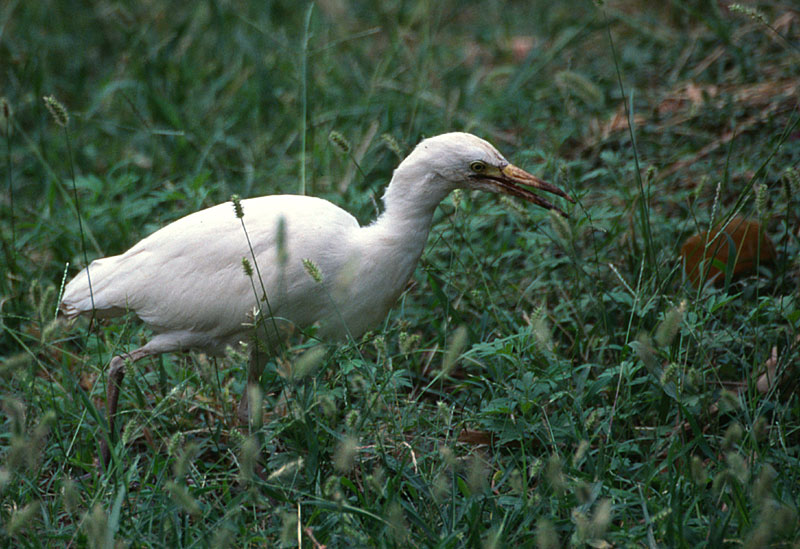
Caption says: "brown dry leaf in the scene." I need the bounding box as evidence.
[680,216,776,288]
[458,429,493,446]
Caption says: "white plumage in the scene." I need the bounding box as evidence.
[60,132,572,468]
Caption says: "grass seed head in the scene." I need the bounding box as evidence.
[753,464,776,503]
[729,3,768,25]
[441,325,467,375]
[167,481,202,516]
[61,479,81,515]
[334,436,359,472]
[82,504,108,549]
[302,258,323,283]
[723,422,744,451]
[276,216,288,265]
[535,518,559,549]
[231,194,244,218]
[43,95,69,127]
[7,501,40,537]
[328,130,351,154]
[380,133,404,158]
[238,436,259,483]
[691,456,707,486]
[241,257,254,277]
[755,183,768,218]
[293,345,326,380]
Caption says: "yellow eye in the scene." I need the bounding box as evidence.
[470,161,487,173]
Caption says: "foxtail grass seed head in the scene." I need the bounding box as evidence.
[3,397,25,435]
[635,333,657,372]
[381,133,404,158]
[398,331,420,355]
[334,436,359,472]
[231,194,244,218]
[1,352,32,378]
[7,501,40,537]
[43,95,69,127]
[710,180,722,226]
[554,70,603,107]
[719,389,741,414]
[268,457,304,481]
[726,452,749,483]
[276,216,288,265]
[655,302,685,347]
[328,130,351,154]
[660,362,678,387]
[690,456,707,486]
[723,422,744,451]
[61,479,81,515]
[753,464,776,503]
[82,504,108,548]
[279,509,299,546]
[783,167,800,196]
[302,258,323,283]
[549,208,571,245]
[322,475,342,499]
[466,454,489,494]
[441,325,467,375]
[545,454,566,495]
[122,418,143,448]
[755,183,768,218]
[344,409,361,431]
[753,415,769,442]
[536,518,559,549]
[238,436,259,483]
[590,499,612,539]
[166,431,185,457]
[41,319,62,344]
[500,194,528,217]
[246,384,263,429]
[166,481,201,516]
[241,257,254,277]
[729,3,768,25]
[293,345,326,380]
[387,501,408,543]
[450,188,463,209]
[532,306,554,352]
[573,440,590,466]
[439,445,456,469]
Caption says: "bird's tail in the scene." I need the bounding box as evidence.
[59,258,124,320]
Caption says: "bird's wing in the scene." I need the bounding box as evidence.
[61,195,360,347]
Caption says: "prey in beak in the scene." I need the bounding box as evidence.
[472,163,574,216]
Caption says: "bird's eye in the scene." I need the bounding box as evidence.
[470,161,487,173]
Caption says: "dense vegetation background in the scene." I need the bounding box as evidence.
[1,0,799,546]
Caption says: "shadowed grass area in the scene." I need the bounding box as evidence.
[1,0,799,546]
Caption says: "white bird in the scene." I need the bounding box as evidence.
[60,132,572,468]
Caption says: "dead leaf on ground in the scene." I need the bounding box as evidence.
[680,216,776,288]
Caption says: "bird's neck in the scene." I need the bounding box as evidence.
[357,172,451,298]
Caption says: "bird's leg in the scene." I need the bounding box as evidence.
[100,348,150,471]
[237,342,267,425]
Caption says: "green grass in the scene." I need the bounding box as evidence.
[2,0,799,546]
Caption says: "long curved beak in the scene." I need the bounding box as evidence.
[488,164,574,217]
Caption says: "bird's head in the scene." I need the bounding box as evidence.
[393,132,574,216]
